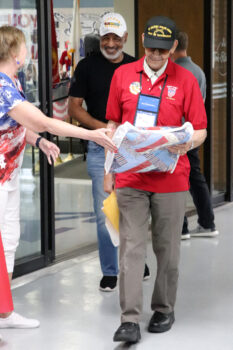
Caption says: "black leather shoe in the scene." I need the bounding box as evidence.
[113,322,141,343]
[148,311,175,333]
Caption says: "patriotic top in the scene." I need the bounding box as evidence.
[106,57,207,193]
[0,72,26,190]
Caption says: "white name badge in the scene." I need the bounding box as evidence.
[134,110,157,128]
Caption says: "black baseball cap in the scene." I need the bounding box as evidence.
[144,16,177,50]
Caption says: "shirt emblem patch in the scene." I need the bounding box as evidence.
[166,85,178,100]
[129,81,141,95]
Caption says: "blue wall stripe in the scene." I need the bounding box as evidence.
[0,0,113,9]
[54,0,113,8]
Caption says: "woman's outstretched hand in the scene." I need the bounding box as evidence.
[89,128,117,152]
[39,138,60,165]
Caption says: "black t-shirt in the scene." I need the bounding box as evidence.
[69,52,136,123]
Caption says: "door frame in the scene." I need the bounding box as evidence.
[14,0,55,277]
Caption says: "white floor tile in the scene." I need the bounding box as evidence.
[1,204,231,349]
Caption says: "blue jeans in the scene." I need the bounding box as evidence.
[87,141,118,276]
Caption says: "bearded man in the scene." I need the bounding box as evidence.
[68,13,150,291]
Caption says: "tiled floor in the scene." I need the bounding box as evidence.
[54,178,96,256]
[1,203,233,349]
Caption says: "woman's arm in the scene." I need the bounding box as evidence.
[8,101,116,152]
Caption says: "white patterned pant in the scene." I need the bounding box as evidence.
[0,187,20,273]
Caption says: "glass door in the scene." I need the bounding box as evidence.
[0,0,41,260]
[0,0,54,276]
[53,1,114,257]
[52,0,96,257]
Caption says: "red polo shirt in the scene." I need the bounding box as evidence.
[106,57,207,193]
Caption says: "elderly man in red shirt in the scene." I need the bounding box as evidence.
[104,16,207,343]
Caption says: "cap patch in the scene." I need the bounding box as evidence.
[104,21,121,28]
[147,25,172,39]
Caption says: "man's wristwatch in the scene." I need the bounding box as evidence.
[35,136,43,148]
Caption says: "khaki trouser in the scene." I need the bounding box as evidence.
[116,187,187,323]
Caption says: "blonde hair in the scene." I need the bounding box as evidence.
[0,25,26,62]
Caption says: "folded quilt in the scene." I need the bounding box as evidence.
[105,122,194,174]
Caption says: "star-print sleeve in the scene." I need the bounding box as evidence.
[0,76,25,122]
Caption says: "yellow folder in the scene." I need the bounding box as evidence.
[102,191,120,247]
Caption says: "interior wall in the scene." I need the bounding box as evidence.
[114,0,135,57]
[137,0,204,68]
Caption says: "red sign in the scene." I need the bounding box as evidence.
[51,0,60,86]
[0,233,14,313]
